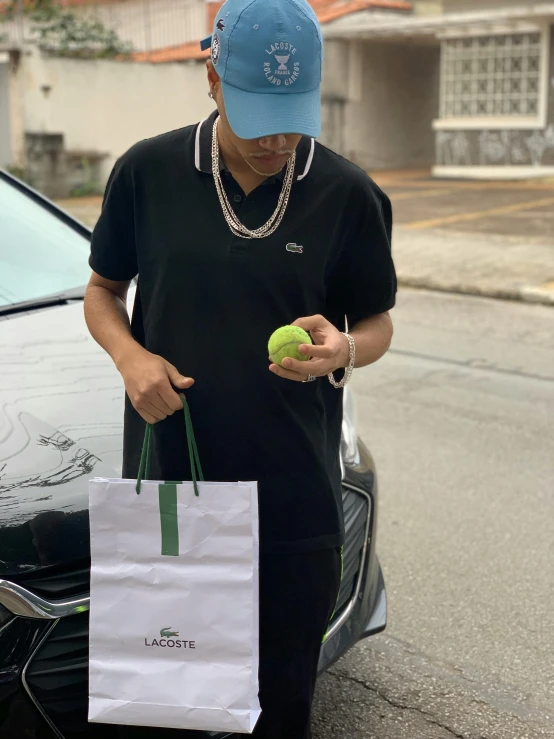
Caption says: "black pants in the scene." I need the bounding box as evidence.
[118,548,341,739]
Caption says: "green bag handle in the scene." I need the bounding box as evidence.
[135,396,204,496]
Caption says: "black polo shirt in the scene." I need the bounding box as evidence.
[89,110,396,553]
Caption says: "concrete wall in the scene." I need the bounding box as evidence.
[444,0,554,12]
[434,24,554,172]
[0,57,11,169]
[11,39,441,190]
[321,39,440,171]
[413,1,444,15]
[9,45,214,191]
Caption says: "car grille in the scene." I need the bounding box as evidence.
[15,559,90,600]
[24,612,119,739]
[333,485,370,618]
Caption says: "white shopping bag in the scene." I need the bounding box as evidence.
[88,401,260,733]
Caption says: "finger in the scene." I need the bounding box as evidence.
[296,343,334,359]
[280,357,325,374]
[133,383,174,417]
[165,361,195,390]
[159,383,187,413]
[267,356,309,375]
[269,364,307,382]
[137,399,168,422]
[146,392,176,417]
[138,409,159,424]
[291,314,329,332]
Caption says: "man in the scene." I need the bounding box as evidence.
[84,0,396,736]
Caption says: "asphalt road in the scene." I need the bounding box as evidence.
[373,171,554,240]
[313,288,554,739]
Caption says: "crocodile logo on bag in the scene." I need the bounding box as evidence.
[160,627,179,638]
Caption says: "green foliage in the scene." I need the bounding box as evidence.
[6,165,34,187]
[68,156,103,197]
[1,0,133,59]
[30,3,133,58]
[69,180,102,198]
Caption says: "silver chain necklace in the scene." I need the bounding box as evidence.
[211,116,296,240]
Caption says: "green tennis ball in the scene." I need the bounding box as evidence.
[268,325,312,366]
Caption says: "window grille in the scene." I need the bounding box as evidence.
[440,32,542,119]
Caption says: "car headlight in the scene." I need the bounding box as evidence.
[341,387,360,468]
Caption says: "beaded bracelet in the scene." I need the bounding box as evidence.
[328,332,356,389]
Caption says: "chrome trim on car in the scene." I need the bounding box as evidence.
[21,620,65,739]
[0,580,89,620]
[323,483,372,642]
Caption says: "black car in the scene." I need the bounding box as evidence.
[0,169,387,739]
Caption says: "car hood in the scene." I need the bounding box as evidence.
[0,290,358,577]
[0,301,124,576]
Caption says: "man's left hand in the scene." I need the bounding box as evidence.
[269,314,349,382]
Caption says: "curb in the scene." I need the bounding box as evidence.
[397,276,554,307]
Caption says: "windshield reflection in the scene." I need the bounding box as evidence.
[0,178,91,308]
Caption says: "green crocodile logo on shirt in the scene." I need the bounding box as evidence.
[286,243,304,253]
[160,627,179,638]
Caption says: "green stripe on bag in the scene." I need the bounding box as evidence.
[159,483,179,556]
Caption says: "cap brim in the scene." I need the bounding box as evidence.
[221,81,321,140]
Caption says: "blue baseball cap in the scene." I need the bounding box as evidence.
[201,0,322,140]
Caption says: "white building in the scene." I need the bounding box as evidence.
[2,0,552,195]
[323,0,554,178]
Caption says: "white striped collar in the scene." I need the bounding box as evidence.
[194,112,316,183]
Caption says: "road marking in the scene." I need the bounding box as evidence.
[373,177,554,192]
[402,196,554,230]
[377,180,554,192]
[390,188,454,201]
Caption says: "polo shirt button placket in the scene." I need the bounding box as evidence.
[228,192,250,256]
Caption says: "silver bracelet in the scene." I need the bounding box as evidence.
[328,332,355,389]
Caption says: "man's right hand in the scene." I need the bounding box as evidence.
[84,273,193,423]
[117,347,194,424]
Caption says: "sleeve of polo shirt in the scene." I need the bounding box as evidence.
[89,159,137,281]
[327,182,397,326]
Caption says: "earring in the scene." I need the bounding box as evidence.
[208,91,214,99]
